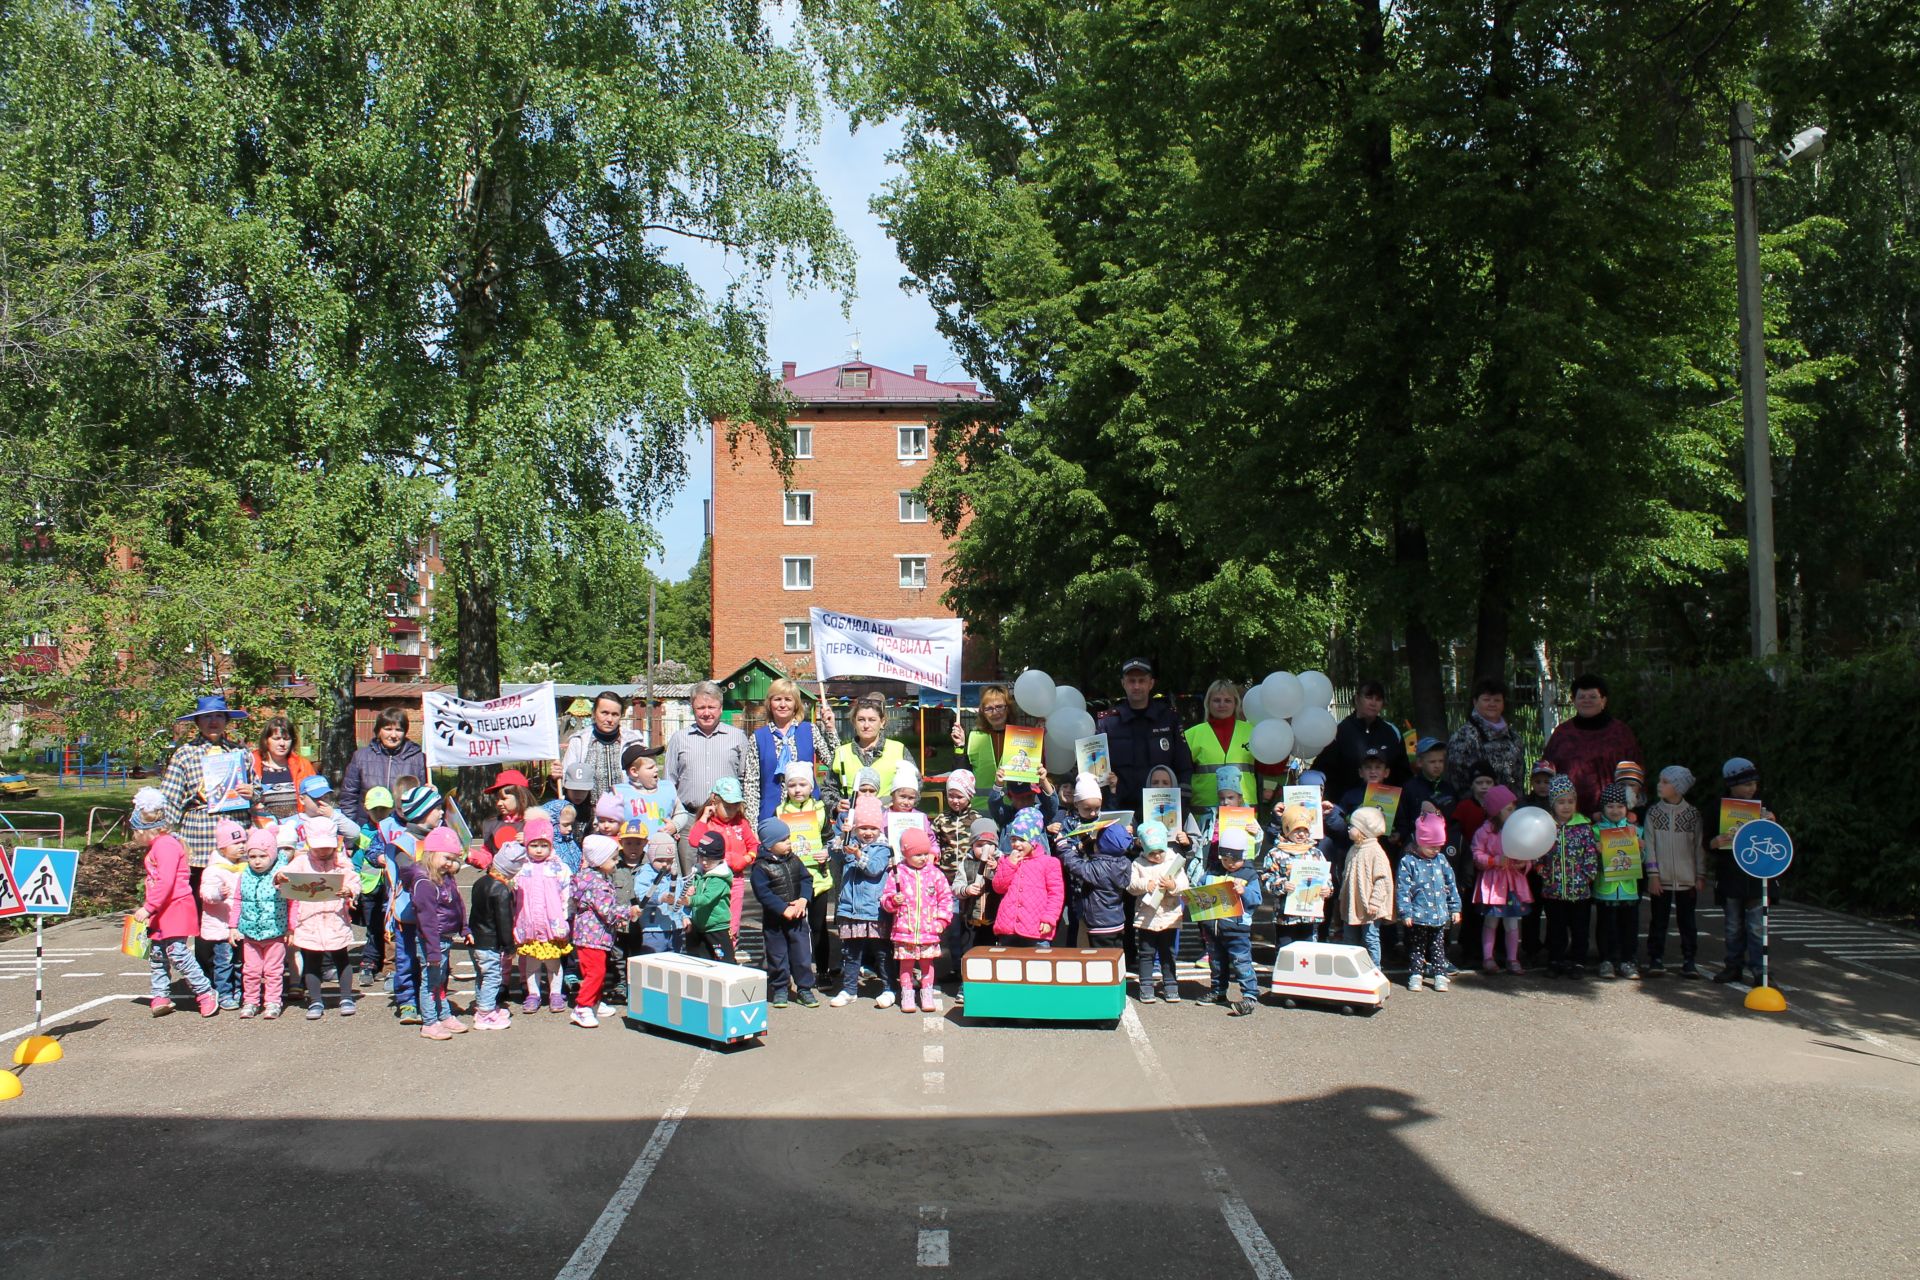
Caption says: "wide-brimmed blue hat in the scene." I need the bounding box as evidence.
[177,694,248,722]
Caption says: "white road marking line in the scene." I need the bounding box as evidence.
[922,1070,946,1094]
[1122,1005,1293,1280]
[60,972,105,978]
[922,1015,943,1033]
[918,1204,950,1267]
[1,993,146,1043]
[923,1045,944,1064]
[553,1050,715,1280]
[118,971,146,977]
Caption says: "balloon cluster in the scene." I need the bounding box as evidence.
[1011,670,1096,775]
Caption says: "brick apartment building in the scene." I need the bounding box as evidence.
[709,358,999,684]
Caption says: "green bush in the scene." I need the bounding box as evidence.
[1617,643,1920,920]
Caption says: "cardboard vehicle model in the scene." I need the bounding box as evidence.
[1269,941,1390,1015]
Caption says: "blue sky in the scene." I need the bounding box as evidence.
[650,110,961,580]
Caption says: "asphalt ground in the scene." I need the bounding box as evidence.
[2,902,1917,1280]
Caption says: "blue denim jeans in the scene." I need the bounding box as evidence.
[1343,922,1381,967]
[149,938,212,1000]
[1722,897,1766,975]
[472,947,504,1013]
[1204,924,1258,1001]
[206,939,240,1003]
[419,948,452,1023]
[391,922,422,1011]
[839,932,896,997]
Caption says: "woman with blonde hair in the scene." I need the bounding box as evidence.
[748,676,839,827]
[949,685,1013,813]
[1184,680,1259,813]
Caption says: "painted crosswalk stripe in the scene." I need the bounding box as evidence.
[918,1205,950,1268]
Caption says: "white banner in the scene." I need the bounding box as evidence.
[810,609,963,695]
[422,681,560,769]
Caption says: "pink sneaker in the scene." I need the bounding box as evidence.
[149,997,173,1017]
[476,1010,509,1030]
[196,992,220,1018]
[419,1023,453,1041]
[900,988,919,1014]
[440,1017,470,1034]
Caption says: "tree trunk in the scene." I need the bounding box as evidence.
[1473,566,1512,689]
[318,663,359,778]
[453,549,500,816]
[1394,517,1447,735]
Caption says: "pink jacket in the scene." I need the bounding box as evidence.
[513,857,572,944]
[286,851,358,951]
[198,856,244,941]
[883,860,955,946]
[143,834,200,941]
[991,851,1064,940]
[1472,823,1533,907]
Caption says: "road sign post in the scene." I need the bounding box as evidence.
[1731,820,1793,1012]
[8,843,79,1069]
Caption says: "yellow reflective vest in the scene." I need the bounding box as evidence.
[831,738,908,798]
[1185,720,1257,810]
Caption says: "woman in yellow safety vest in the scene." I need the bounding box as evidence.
[1185,680,1259,813]
[830,695,908,814]
[948,685,1013,812]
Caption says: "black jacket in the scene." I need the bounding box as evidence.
[468,873,517,952]
[751,852,813,916]
[1312,715,1411,798]
[1096,697,1193,815]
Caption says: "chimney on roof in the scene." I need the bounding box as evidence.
[913,364,928,380]
[781,361,796,380]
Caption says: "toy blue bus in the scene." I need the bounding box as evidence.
[626,953,768,1045]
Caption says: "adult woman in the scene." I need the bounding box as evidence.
[159,694,254,871]
[1310,679,1411,798]
[1184,680,1258,812]
[748,677,840,826]
[1444,677,1526,794]
[339,708,429,827]
[829,695,908,806]
[1542,673,1644,816]
[250,716,316,821]
[949,685,1013,812]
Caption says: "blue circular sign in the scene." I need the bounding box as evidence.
[1732,818,1793,879]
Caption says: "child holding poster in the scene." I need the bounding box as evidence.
[1591,784,1643,978]
[1192,829,1262,1017]
[1265,804,1331,948]
[1127,821,1187,1002]
[1710,757,1773,984]
[777,760,835,977]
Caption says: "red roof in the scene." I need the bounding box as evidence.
[779,360,990,406]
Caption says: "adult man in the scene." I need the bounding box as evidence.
[1094,658,1193,817]
[339,707,429,828]
[560,690,645,804]
[664,680,750,872]
[1543,673,1644,816]
[159,694,254,871]
[1312,679,1411,798]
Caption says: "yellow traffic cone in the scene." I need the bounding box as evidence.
[0,1070,21,1100]
[1744,985,1787,1013]
[12,1035,63,1066]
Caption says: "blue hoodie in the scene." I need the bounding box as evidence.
[1058,822,1137,934]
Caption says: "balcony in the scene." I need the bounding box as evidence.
[388,616,421,634]
[13,644,58,673]
[380,653,422,675]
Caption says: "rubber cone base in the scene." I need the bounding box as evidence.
[12,1035,63,1066]
[1744,985,1787,1013]
[0,1071,21,1100]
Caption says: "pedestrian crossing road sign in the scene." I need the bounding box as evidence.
[0,855,23,919]
[7,847,78,916]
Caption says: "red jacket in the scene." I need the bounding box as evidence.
[143,833,201,941]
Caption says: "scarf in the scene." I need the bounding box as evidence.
[585,735,625,800]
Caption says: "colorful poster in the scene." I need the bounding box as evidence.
[1597,828,1643,887]
[1142,787,1182,834]
[1216,804,1260,850]
[808,608,964,696]
[199,749,251,814]
[1363,783,1402,830]
[886,812,921,858]
[1281,784,1325,841]
[1719,798,1764,836]
[1182,879,1243,923]
[1281,855,1333,919]
[444,797,475,850]
[1001,725,1044,783]
[277,871,345,903]
[1066,816,1125,838]
[786,809,827,869]
[1074,733,1111,780]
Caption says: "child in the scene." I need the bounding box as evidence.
[752,817,820,1009]
[1337,808,1394,966]
[1047,772,1106,946]
[687,776,757,942]
[1591,783,1643,979]
[406,827,470,1039]
[1644,765,1706,977]
[513,814,574,1013]
[593,791,627,840]
[1539,775,1599,978]
[235,827,289,1018]
[991,808,1065,949]
[634,832,689,955]
[615,742,679,834]
[1059,820,1136,954]
[1396,738,1455,846]
[882,826,955,1013]
[886,763,934,840]
[129,787,218,1018]
[604,821,647,1002]
[283,823,361,1019]
[1127,820,1188,1003]
[833,798,896,1007]
[354,786,396,980]
[776,759,836,981]
[950,818,1001,993]
[1265,803,1331,950]
[686,834,738,962]
[1522,760,1556,809]
[197,818,249,1010]
[838,766,884,841]
[1615,761,1648,820]
[1397,812,1462,991]
[569,834,624,1027]
[1471,786,1530,975]
[1194,828,1262,1016]
[468,841,517,1029]
[1339,750,1397,850]
[930,769,978,877]
[1710,757,1773,984]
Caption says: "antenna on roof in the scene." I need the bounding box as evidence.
[846,329,863,361]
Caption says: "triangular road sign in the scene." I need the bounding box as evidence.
[0,856,23,919]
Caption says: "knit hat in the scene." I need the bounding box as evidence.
[853,796,885,829]
[244,827,277,854]
[1470,760,1499,783]
[1349,807,1387,842]
[493,843,528,877]
[595,792,626,821]
[855,767,882,793]
[399,785,442,823]
[945,768,977,801]
[1073,772,1103,804]
[1138,820,1169,853]
[1008,808,1045,846]
[1097,822,1133,855]
[899,826,931,858]
[275,822,300,849]
[891,762,921,795]
[1296,770,1327,789]
[1659,765,1695,795]
[1217,824,1249,852]
[1414,812,1447,847]
[710,776,744,805]
[1484,785,1518,816]
[1722,757,1759,785]
[757,817,792,848]
[130,786,168,830]
[1531,759,1557,778]
[522,813,555,844]
[783,759,815,786]
[647,830,678,861]
[421,826,461,856]
[215,817,247,848]
[694,831,728,861]
[364,787,395,813]
[1598,783,1629,810]
[305,823,340,849]
[1281,804,1314,835]
[1614,761,1646,787]
[466,846,494,871]
[1214,764,1246,800]
[969,817,999,845]
[1547,774,1575,799]
[582,834,619,868]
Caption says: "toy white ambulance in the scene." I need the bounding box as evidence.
[1269,941,1390,1015]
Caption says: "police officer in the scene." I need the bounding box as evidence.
[1094,658,1194,818]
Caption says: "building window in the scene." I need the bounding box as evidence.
[783,491,814,525]
[792,425,813,459]
[783,556,814,590]
[897,426,928,460]
[898,555,928,589]
[898,491,928,523]
[783,620,812,653]
[839,367,871,389]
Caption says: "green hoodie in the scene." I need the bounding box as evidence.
[689,865,734,933]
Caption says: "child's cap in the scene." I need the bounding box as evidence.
[695,831,727,861]
[1007,808,1045,846]
[466,846,494,871]
[364,786,394,812]
[1217,824,1249,852]
[595,792,626,821]
[1295,769,1327,789]
[1073,773,1103,804]
[244,827,277,855]
[969,817,999,845]
[1484,785,1518,815]
[945,768,977,801]
[1414,812,1447,847]
[1138,820,1169,853]
[399,785,443,822]
[1416,736,1446,756]
[618,819,648,842]
[622,742,662,771]
[1598,783,1629,809]
[647,831,678,861]
[1531,759,1557,778]
[1614,761,1646,787]
[783,759,814,786]
[522,813,555,844]
[855,766,882,793]
[299,775,334,799]
[853,796,884,829]
[891,762,922,795]
[1281,803,1314,835]
[305,823,340,849]
[582,834,619,868]
[562,761,593,794]
[1659,765,1695,794]
[421,826,461,856]
[899,826,931,857]
[1096,822,1133,856]
[756,816,792,848]
[1214,764,1245,796]
[710,776,744,805]
[1004,779,1036,796]
[1722,757,1759,785]
[493,843,527,877]
[1471,760,1499,783]
[1547,775,1575,800]
[1358,747,1392,765]
[215,817,247,847]
[275,822,300,849]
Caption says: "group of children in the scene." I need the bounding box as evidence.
[132,735,1776,1035]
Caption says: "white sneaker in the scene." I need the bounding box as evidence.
[1407,973,1423,992]
[570,1008,599,1029]
[1432,974,1450,992]
[829,991,853,1007]
[594,1003,616,1018]
[875,990,897,1009]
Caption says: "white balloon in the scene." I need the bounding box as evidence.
[1261,671,1303,720]
[1043,732,1076,776]
[1013,670,1056,718]
[1297,669,1335,711]
[1290,706,1338,757]
[1250,717,1295,765]
[1500,807,1558,862]
[1051,685,1086,715]
[1240,685,1267,723]
[1046,706,1097,747]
